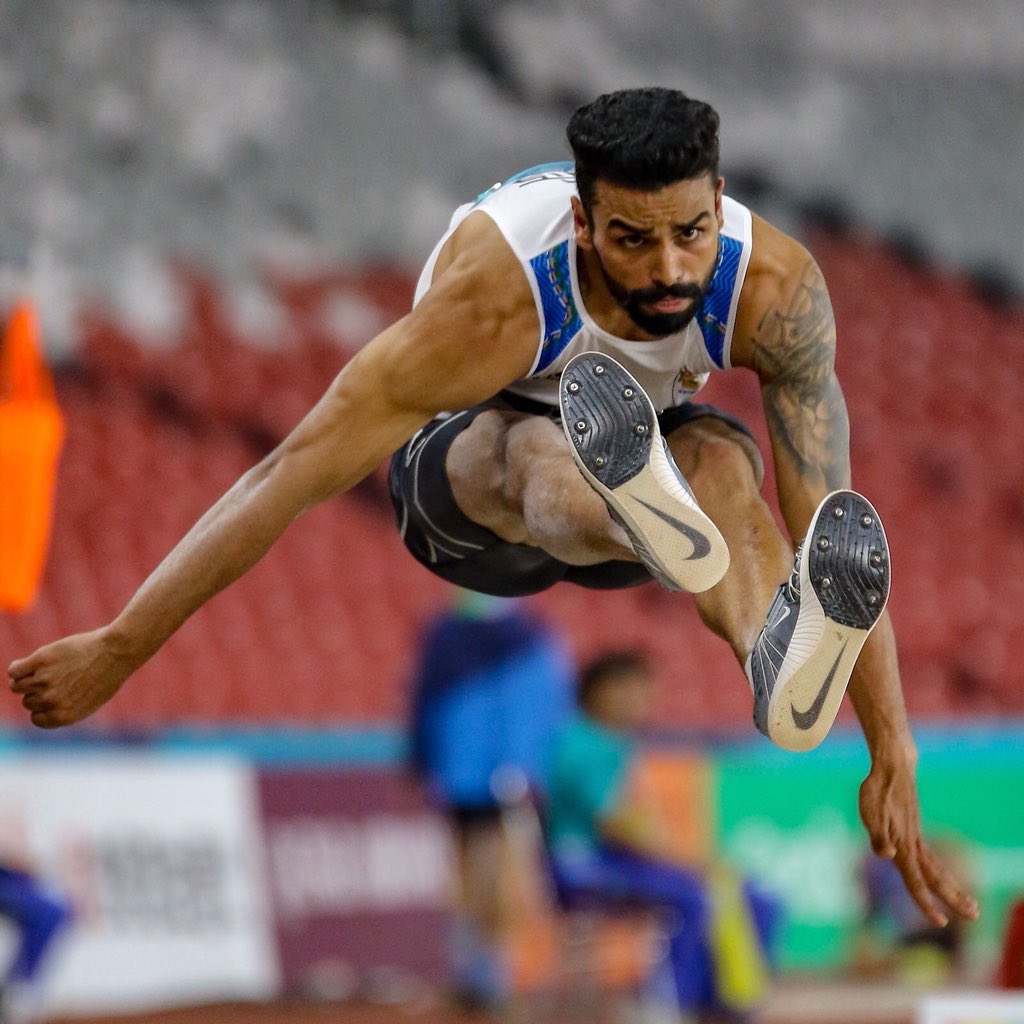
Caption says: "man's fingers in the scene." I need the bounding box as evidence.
[9,648,56,687]
[30,709,67,730]
[8,651,45,680]
[8,664,36,687]
[20,691,57,715]
[870,831,896,859]
[14,682,47,701]
[859,778,898,859]
[9,672,44,694]
[896,846,948,927]
[23,694,74,728]
[864,805,897,859]
[921,845,979,920]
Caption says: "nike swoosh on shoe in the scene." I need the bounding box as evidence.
[630,496,712,560]
[768,603,791,631]
[790,642,847,731]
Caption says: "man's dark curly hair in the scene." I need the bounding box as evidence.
[567,87,720,215]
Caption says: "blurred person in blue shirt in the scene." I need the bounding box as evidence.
[546,650,780,1023]
[408,588,574,1010]
[0,858,72,1024]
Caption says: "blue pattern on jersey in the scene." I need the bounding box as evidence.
[697,234,743,368]
[530,241,583,372]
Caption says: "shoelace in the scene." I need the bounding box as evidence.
[783,542,804,602]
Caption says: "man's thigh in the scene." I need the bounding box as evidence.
[388,397,651,596]
[660,402,764,487]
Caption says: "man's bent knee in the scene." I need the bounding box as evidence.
[446,410,576,545]
[668,417,765,490]
[444,409,633,564]
[446,410,530,536]
[506,417,634,563]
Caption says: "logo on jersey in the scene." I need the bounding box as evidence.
[671,367,707,405]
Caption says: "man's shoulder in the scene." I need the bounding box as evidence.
[745,212,814,287]
[426,209,535,311]
[469,163,577,262]
[730,212,823,365]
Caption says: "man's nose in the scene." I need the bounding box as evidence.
[650,242,687,287]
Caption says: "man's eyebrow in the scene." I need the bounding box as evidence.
[676,211,711,231]
[607,217,653,234]
[606,211,711,233]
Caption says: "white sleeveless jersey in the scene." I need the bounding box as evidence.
[414,162,752,411]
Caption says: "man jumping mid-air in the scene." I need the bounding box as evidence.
[8,88,976,929]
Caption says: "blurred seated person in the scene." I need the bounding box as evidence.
[545,650,781,1024]
[850,842,968,987]
[408,588,574,1009]
[0,856,72,1024]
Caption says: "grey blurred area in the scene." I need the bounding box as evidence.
[1,0,1022,355]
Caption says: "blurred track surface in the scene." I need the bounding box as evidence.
[47,980,925,1024]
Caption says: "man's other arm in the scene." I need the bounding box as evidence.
[731,216,976,925]
[8,213,539,727]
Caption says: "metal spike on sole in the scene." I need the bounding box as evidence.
[559,353,729,593]
[751,489,891,752]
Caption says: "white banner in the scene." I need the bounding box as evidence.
[918,993,1024,1023]
[0,754,279,1014]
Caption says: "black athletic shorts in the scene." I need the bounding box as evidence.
[387,390,754,597]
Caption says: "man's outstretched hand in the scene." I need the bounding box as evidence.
[8,629,132,728]
[859,756,979,927]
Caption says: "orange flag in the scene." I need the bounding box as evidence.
[0,300,65,611]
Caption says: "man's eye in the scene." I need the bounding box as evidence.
[618,235,646,249]
[678,227,701,241]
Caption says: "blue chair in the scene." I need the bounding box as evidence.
[491,767,679,1024]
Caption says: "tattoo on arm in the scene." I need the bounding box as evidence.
[752,258,850,490]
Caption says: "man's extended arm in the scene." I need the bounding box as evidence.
[734,221,976,925]
[8,213,539,728]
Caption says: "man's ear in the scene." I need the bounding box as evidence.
[714,176,725,230]
[571,196,593,250]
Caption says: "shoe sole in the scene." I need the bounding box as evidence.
[559,352,729,593]
[764,489,891,751]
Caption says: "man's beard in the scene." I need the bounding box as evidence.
[596,256,714,337]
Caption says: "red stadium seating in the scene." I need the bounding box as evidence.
[2,231,1022,729]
